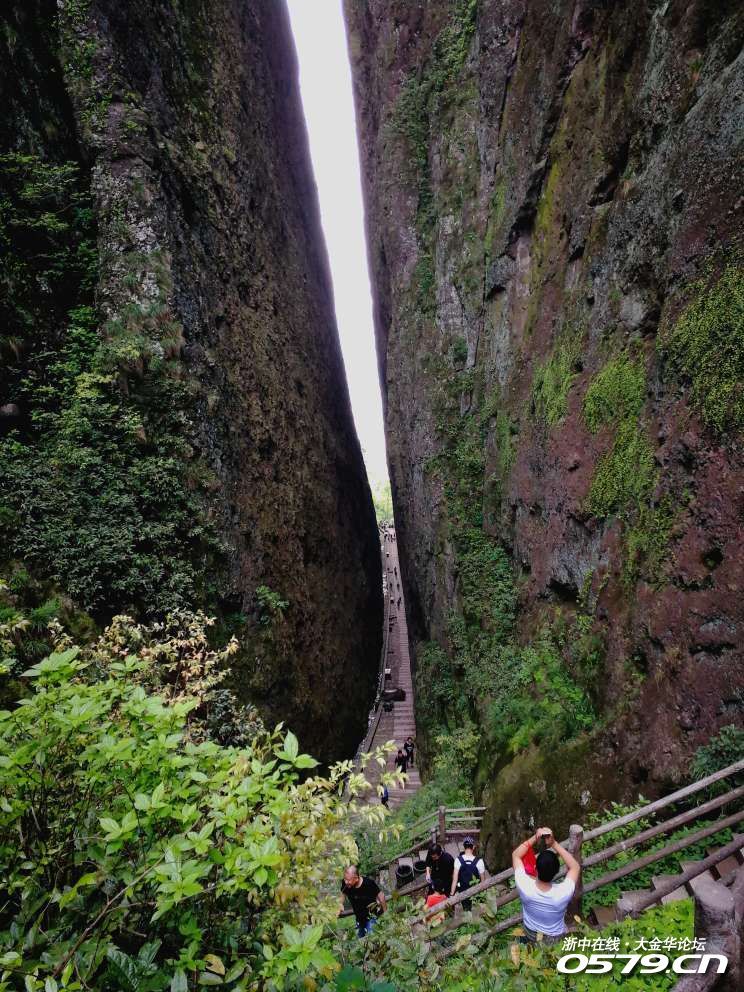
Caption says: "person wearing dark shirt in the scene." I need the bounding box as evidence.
[404,736,415,768]
[394,749,408,773]
[425,843,455,895]
[340,865,386,937]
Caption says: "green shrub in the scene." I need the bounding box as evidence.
[326,889,692,992]
[456,528,515,639]
[624,497,676,586]
[451,336,468,366]
[485,636,595,757]
[582,351,677,583]
[256,585,289,626]
[660,262,744,433]
[0,613,392,990]
[691,724,744,785]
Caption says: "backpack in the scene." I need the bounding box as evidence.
[457,854,481,891]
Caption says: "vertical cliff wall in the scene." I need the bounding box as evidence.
[0,0,382,763]
[345,0,744,858]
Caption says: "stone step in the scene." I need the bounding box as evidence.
[680,862,715,895]
[590,904,618,926]
[706,850,741,881]
[651,875,688,903]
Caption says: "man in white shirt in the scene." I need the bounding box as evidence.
[511,827,580,941]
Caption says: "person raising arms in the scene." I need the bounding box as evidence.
[511,827,579,942]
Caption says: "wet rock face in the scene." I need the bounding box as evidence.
[345,0,744,844]
[0,0,382,762]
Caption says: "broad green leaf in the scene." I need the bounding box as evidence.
[171,970,188,992]
[283,731,299,761]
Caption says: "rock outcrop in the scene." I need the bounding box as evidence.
[0,0,382,763]
[345,0,744,859]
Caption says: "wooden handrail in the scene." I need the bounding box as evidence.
[583,757,744,843]
[423,759,744,916]
[350,535,395,771]
[582,782,744,871]
[424,789,744,920]
[584,815,744,900]
[617,833,744,917]
[436,824,744,956]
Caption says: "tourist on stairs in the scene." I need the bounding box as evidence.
[340,865,386,938]
[394,748,408,774]
[404,735,415,767]
[425,843,455,896]
[511,827,579,942]
[450,836,487,910]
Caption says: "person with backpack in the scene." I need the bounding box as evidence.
[450,837,487,910]
[380,784,390,808]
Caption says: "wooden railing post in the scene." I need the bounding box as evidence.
[566,823,583,924]
[388,862,397,895]
[670,875,737,992]
[438,806,447,844]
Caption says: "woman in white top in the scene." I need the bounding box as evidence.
[511,827,580,941]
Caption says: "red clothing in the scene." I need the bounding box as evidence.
[522,845,538,877]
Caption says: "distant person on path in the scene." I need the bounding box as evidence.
[450,837,487,910]
[340,865,386,937]
[404,735,415,767]
[425,843,455,896]
[511,827,579,942]
[380,784,390,808]
[394,748,408,774]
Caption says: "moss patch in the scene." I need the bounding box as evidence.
[660,262,744,433]
[582,351,675,585]
[586,420,656,518]
[582,350,645,432]
[531,329,582,426]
